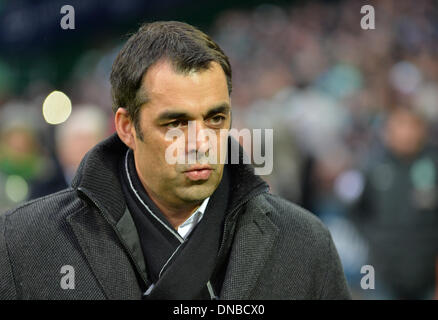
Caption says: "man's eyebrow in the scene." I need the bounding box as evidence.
[156,111,190,122]
[156,103,230,122]
[204,104,231,118]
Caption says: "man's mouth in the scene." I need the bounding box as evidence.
[183,165,213,181]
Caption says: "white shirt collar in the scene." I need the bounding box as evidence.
[177,197,210,239]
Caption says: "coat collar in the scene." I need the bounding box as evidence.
[71,134,127,224]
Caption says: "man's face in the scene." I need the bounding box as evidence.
[131,60,231,210]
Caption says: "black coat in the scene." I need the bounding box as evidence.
[0,134,351,299]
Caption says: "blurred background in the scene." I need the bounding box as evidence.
[0,0,437,299]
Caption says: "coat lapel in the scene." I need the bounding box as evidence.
[220,195,279,299]
[66,207,143,300]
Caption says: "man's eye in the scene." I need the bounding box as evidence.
[208,116,225,126]
[167,120,187,129]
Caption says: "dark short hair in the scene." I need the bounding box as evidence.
[110,21,232,139]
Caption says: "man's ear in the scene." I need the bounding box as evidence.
[115,108,136,150]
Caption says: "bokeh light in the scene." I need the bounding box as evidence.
[5,175,29,203]
[42,90,72,125]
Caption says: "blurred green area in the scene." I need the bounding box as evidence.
[0,0,305,96]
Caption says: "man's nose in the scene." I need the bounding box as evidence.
[187,120,210,155]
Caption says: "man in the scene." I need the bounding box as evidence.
[353,107,438,299]
[0,21,350,300]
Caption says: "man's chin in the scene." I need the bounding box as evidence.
[177,184,217,203]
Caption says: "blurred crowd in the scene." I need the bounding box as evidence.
[1,0,438,299]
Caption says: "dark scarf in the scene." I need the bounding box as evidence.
[119,149,230,299]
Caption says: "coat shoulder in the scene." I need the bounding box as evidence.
[247,192,333,268]
[260,192,330,242]
[246,192,351,299]
[0,189,109,300]
[1,188,85,245]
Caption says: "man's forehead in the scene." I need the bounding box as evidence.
[139,59,230,113]
[143,59,225,88]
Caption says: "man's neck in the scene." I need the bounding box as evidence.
[137,180,201,230]
[127,149,202,230]
[148,194,201,230]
